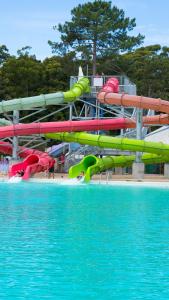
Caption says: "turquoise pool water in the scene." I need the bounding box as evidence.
[0,182,169,299]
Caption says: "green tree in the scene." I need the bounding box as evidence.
[1,55,43,99]
[118,45,169,98]
[42,52,77,93]
[49,0,144,75]
[17,46,33,57]
[0,45,10,65]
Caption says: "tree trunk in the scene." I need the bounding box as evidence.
[148,84,151,97]
[92,40,97,76]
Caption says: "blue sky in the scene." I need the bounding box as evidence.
[0,0,169,60]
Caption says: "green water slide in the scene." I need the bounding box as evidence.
[68,153,168,182]
[45,132,169,182]
[0,78,90,113]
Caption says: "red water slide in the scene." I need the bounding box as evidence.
[0,120,127,138]
[0,141,55,180]
[0,114,169,143]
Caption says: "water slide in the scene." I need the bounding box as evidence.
[1,77,89,179]
[2,114,169,141]
[69,154,168,182]
[45,132,169,181]
[97,77,169,125]
[0,77,89,113]
[2,76,169,179]
[0,141,54,180]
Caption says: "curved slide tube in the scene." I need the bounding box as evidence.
[0,119,130,138]
[97,77,169,125]
[69,153,169,182]
[9,151,54,180]
[98,77,169,114]
[0,141,55,180]
[2,116,169,140]
[45,132,169,156]
[0,77,90,113]
[45,132,169,181]
[1,116,169,142]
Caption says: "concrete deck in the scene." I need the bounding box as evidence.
[2,172,169,185]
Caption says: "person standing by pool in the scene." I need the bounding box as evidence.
[59,154,65,173]
[48,160,55,179]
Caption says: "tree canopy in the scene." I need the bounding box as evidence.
[48,0,144,75]
[0,1,169,110]
[117,45,169,98]
[0,45,10,65]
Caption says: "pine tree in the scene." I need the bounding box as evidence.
[49,0,144,75]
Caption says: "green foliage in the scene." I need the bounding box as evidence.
[17,46,34,58]
[1,55,43,99]
[49,0,144,74]
[41,53,77,93]
[0,47,80,123]
[0,45,10,65]
[117,45,169,98]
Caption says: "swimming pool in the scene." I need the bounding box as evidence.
[0,181,168,299]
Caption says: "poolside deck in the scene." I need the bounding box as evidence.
[34,172,169,182]
[2,171,169,184]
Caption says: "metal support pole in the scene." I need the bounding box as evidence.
[12,110,19,160]
[69,104,73,153]
[69,104,73,121]
[135,108,143,163]
[97,101,100,119]
[95,99,100,119]
[96,99,100,135]
[95,99,98,119]
[85,104,88,119]
[120,106,124,136]
[132,107,144,180]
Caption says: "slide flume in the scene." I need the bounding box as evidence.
[45,132,169,181]
[0,141,54,180]
[1,116,169,141]
[69,153,168,182]
[0,119,127,138]
[97,77,169,125]
[0,77,89,113]
[98,87,169,114]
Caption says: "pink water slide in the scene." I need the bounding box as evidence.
[0,141,55,180]
[0,115,169,143]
